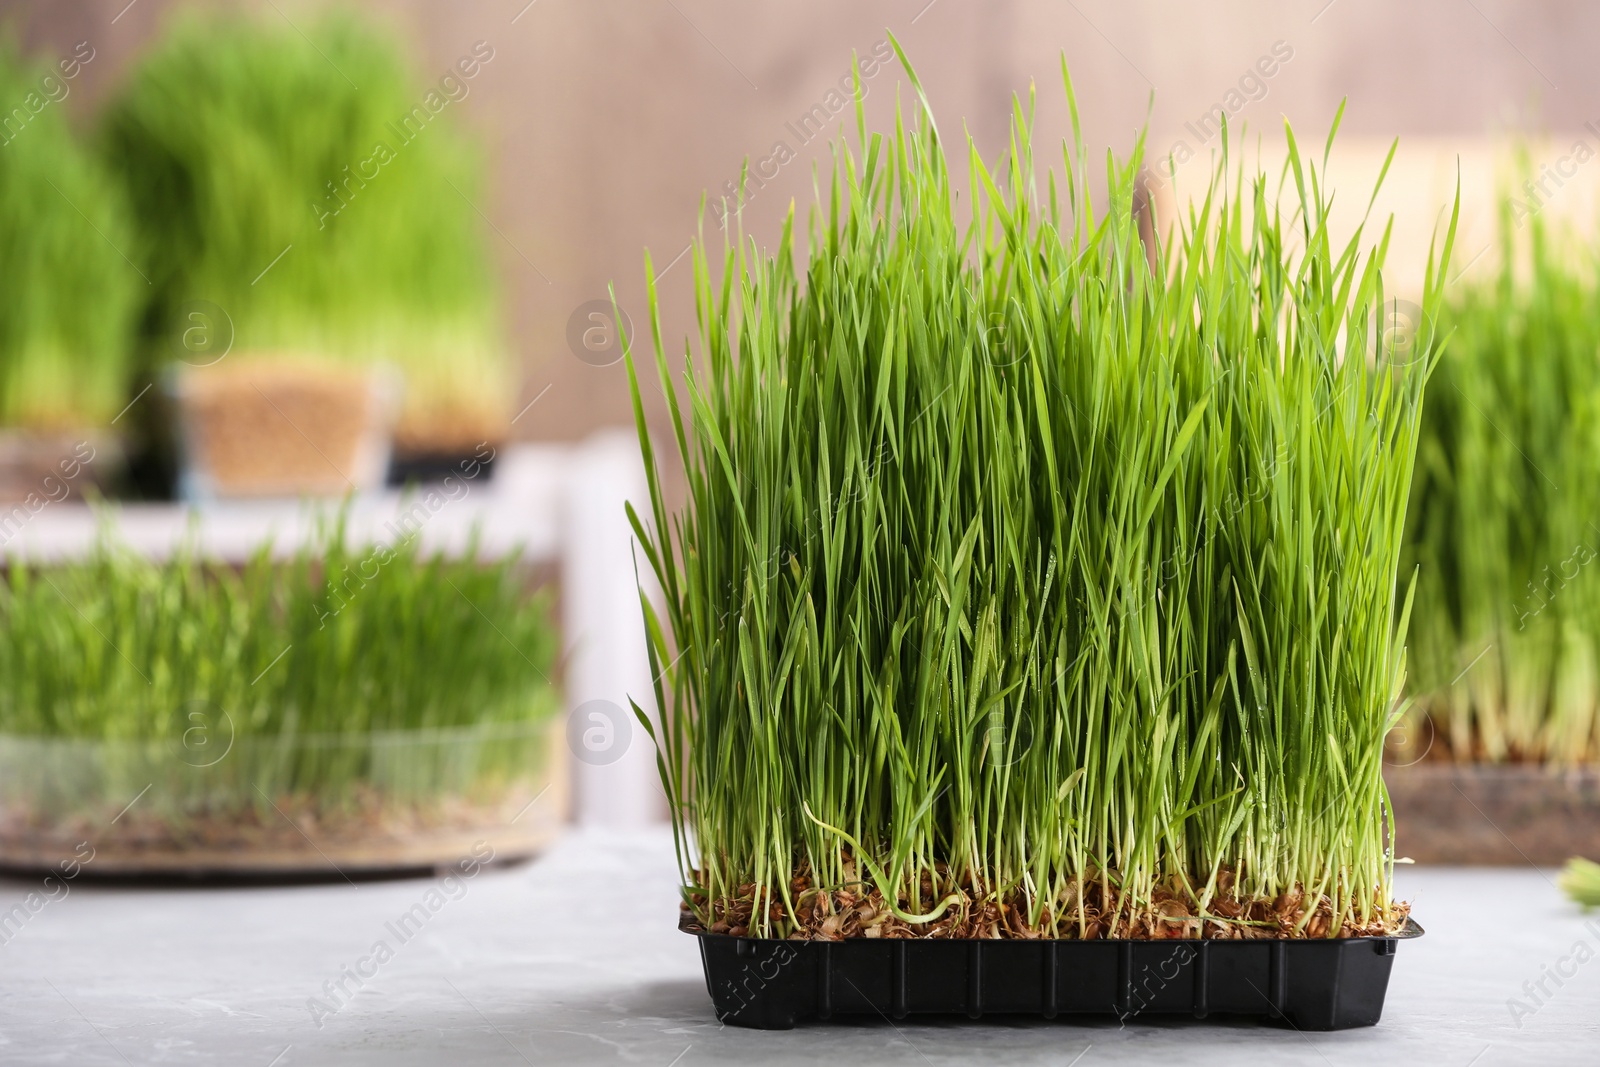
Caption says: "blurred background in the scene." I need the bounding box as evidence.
[6,0,1598,447]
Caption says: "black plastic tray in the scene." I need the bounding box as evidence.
[688,917,1423,1030]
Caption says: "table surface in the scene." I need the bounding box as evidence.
[1,828,1595,1066]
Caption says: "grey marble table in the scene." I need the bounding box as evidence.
[0,828,1595,1065]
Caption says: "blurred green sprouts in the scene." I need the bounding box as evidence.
[0,522,560,804]
[0,39,139,430]
[100,13,509,452]
[1405,186,1600,764]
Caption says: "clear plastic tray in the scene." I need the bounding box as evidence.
[0,719,565,877]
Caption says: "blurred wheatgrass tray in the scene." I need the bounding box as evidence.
[1390,168,1600,865]
[0,522,563,876]
[627,45,1454,1029]
[99,12,510,492]
[1405,188,1600,765]
[0,39,139,500]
